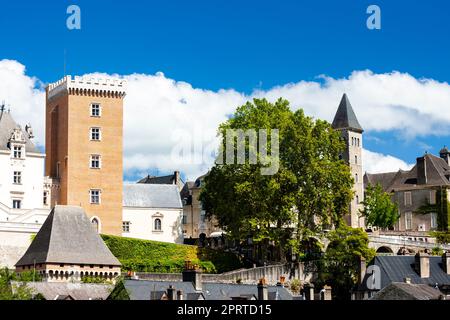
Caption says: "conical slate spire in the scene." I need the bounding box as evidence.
[331,94,363,133]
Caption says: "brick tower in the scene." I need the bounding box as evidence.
[45,76,126,235]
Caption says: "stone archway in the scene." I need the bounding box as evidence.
[376,246,394,254]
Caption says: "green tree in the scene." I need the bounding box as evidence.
[0,268,36,300]
[359,183,399,229]
[200,98,354,261]
[322,224,376,300]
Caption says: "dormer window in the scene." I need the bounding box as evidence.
[13,146,23,159]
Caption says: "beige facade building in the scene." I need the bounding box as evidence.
[45,76,126,235]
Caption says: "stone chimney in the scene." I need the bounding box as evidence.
[417,156,428,185]
[167,285,176,300]
[440,147,450,166]
[177,290,183,301]
[358,256,366,285]
[257,278,268,301]
[322,285,332,300]
[442,252,450,275]
[182,261,202,291]
[303,283,314,301]
[174,171,180,187]
[415,252,430,278]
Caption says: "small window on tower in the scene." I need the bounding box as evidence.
[90,155,101,169]
[43,191,49,206]
[355,173,359,183]
[12,200,21,209]
[13,171,22,184]
[90,128,101,141]
[90,189,101,204]
[91,103,101,117]
[355,155,358,164]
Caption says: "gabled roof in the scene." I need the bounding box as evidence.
[15,206,121,267]
[331,94,363,133]
[370,282,442,300]
[365,153,450,191]
[0,111,40,153]
[123,184,183,209]
[374,256,450,289]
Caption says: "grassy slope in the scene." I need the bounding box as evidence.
[101,235,245,274]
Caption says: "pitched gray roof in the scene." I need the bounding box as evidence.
[121,280,293,300]
[374,256,450,289]
[15,206,121,267]
[0,111,39,153]
[12,282,113,300]
[123,184,182,209]
[331,94,363,133]
[365,153,450,191]
[138,174,176,185]
[370,282,442,300]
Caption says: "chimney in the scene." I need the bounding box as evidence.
[358,256,366,285]
[321,285,332,300]
[442,252,450,275]
[417,156,428,185]
[257,278,268,301]
[167,285,176,300]
[404,277,411,284]
[440,147,450,166]
[415,252,430,278]
[182,261,202,291]
[177,290,183,301]
[304,283,314,300]
[174,171,180,186]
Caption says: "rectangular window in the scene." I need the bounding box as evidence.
[90,189,101,204]
[43,191,48,206]
[13,146,22,159]
[405,212,413,230]
[13,171,22,184]
[90,128,101,141]
[91,103,101,117]
[200,210,206,223]
[182,215,187,225]
[431,212,438,229]
[90,155,101,169]
[404,192,412,206]
[429,190,437,205]
[12,200,21,209]
[122,221,130,233]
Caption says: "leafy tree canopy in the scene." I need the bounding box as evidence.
[199,98,354,259]
[359,183,399,229]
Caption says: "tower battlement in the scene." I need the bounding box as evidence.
[47,75,127,99]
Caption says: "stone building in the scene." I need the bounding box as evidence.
[122,184,184,243]
[180,174,223,239]
[45,76,126,236]
[331,94,365,228]
[15,205,121,283]
[365,151,450,233]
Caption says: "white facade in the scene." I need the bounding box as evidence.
[122,207,183,244]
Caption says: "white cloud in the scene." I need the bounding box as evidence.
[363,149,414,174]
[2,60,449,180]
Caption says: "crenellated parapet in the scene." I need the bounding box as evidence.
[47,75,127,100]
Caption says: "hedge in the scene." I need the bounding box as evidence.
[101,235,244,274]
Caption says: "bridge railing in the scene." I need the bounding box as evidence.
[369,235,450,250]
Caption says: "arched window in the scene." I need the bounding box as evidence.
[352,137,354,146]
[154,218,162,231]
[355,173,359,183]
[91,218,99,233]
[356,195,359,204]
[355,155,358,164]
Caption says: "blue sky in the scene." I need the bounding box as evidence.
[1,0,450,181]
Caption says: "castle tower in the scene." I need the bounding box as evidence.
[45,76,126,235]
[332,94,365,228]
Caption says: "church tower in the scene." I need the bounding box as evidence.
[332,94,365,228]
[45,76,126,235]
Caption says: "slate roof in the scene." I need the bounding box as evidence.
[365,153,450,191]
[12,282,113,300]
[370,282,442,300]
[138,174,177,185]
[374,256,450,289]
[15,206,121,267]
[0,111,39,153]
[123,184,182,209]
[120,280,293,300]
[331,94,363,133]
